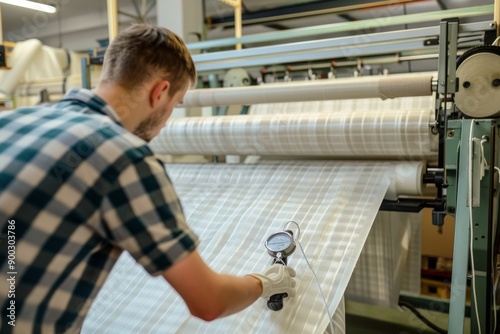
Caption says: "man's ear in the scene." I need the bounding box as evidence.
[150,80,170,108]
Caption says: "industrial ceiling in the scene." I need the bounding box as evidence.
[1,0,494,43]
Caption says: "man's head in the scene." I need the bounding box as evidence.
[96,24,196,141]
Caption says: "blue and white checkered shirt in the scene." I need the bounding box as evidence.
[0,88,199,333]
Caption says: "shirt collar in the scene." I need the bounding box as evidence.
[60,88,123,125]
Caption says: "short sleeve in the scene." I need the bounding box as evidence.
[100,153,199,276]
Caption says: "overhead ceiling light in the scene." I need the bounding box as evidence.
[0,0,57,14]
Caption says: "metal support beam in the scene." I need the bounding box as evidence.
[219,0,242,50]
[495,0,500,37]
[207,0,422,28]
[447,120,498,334]
[107,0,119,42]
[80,57,91,89]
[189,5,493,51]
[448,121,472,334]
[0,4,3,44]
[191,21,488,72]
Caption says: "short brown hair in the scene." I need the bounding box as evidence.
[100,24,196,95]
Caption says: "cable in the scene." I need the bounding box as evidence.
[468,121,482,334]
[284,221,335,334]
[398,301,447,334]
[297,239,335,334]
[480,138,488,179]
[492,36,500,46]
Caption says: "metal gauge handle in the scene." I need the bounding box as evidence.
[267,256,288,311]
[266,231,295,311]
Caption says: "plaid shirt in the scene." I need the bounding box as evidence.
[0,89,199,333]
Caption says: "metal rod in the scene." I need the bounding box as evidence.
[427,168,444,172]
[0,4,3,44]
[235,0,242,50]
[192,22,488,72]
[495,0,500,37]
[262,49,469,74]
[107,0,119,42]
[80,57,91,89]
[118,10,140,20]
[209,0,422,28]
[187,5,493,51]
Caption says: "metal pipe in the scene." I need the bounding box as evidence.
[0,4,3,44]
[495,0,500,37]
[209,0,421,28]
[235,0,242,50]
[187,5,493,51]
[261,49,469,75]
[107,0,118,42]
[427,168,444,173]
[192,22,488,72]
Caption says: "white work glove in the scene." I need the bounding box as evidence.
[250,264,297,298]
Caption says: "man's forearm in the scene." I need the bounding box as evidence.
[215,274,263,318]
[163,251,264,321]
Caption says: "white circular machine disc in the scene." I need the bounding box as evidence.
[455,51,500,118]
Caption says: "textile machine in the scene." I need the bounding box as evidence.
[83,4,500,334]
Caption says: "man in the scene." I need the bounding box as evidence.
[0,24,296,333]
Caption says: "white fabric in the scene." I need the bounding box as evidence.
[401,212,422,294]
[83,160,394,334]
[345,211,411,307]
[150,109,436,158]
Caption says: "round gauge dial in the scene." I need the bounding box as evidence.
[265,231,296,256]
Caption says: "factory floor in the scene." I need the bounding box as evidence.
[345,300,469,334]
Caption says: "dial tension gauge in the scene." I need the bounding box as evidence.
[264,230,296,260]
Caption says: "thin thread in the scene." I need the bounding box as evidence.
[284,221,335,334]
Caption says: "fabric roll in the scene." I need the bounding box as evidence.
[150,109,437,159]
[83,160,395,334]
[248,95,436,115]
[180,74,433,107]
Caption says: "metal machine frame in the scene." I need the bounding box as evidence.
[435,17,500,334]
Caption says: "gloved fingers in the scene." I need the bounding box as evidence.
[268,264,296,277]
[284,285,296,298]
[265,264,281,275]
[284,266,296,277]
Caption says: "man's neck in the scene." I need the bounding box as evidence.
[94,83,147,133]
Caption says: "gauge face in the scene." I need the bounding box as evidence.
[266,232,292,252]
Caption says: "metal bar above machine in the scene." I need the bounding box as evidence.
[188,5,493,51]
[192,22,490,72]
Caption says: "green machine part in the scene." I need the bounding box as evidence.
[445,119,499,334]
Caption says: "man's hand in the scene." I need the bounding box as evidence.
[249,264,297,298]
